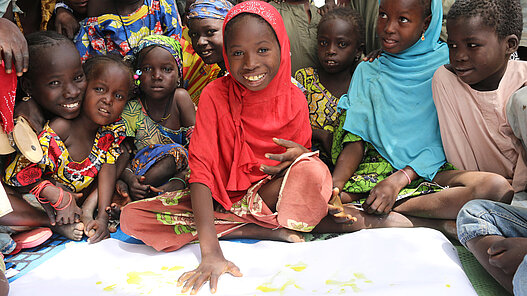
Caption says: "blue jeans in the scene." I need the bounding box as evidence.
[457,200,527,295]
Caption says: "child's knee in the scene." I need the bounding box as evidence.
[457,199,502,246]
[472,173,513,203]
[277,156,332,231]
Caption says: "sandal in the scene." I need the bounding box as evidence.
[9,227,52,255]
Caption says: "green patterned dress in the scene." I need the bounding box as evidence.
[332,112,454,203]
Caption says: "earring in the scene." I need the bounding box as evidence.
[421,33,425,41]
[22,94,31,102]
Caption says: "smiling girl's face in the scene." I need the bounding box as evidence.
[225,14,280,92]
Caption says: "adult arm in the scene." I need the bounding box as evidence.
[0,18,28,76]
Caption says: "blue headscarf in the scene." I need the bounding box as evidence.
[337,0,448,181]
[188,0,233,20]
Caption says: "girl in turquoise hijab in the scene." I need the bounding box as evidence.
[327,0,512,233]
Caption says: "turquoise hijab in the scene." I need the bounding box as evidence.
[337,0,448,181]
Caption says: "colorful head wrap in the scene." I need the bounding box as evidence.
[134,35,183,79]
[188,0,233,20]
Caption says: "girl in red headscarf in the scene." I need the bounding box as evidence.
[121,2,333,293]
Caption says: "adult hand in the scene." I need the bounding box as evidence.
[260,138,309,175]
[55,8,80,39]
[488,237,527,275]
[177,254,242,295]
[0,18,28,76]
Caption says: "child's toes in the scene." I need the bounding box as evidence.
[73,223,85,241]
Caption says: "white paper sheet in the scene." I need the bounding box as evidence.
[10,228,476,296]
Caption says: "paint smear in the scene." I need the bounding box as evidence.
[285,262,307,272]
[127,271,163,285]
[96,281,102,285]
[103,284,117,291]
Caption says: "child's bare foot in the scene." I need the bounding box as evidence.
[52,222,84,241]
[80,214,95,237]
[223,224,305,243]
[105,203,121,220]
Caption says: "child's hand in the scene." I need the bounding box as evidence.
[363,49,382,62]
[177,254,242,295]
[55,191,83,225]
[488,237,527,275]
[363,178,399,215]
[54,8,80,39]
[260,138,309,175]
[328,188,357,223]
[85,217,111,244]
[127,175,151,201]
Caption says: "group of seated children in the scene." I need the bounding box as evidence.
[0,0,526,295]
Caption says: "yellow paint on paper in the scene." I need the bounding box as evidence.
[169,266,183,271]
[353,272,366,279]
[103,284,117,291]
[285,262,307,272]
[96,281,102,285]
[446,284,451,288]
[257,284,279,293]
[127,271,162,285]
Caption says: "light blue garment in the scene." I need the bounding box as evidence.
[337,0,448,181]
[457,200,527,295]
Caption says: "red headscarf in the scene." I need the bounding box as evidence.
[188,1,312,210]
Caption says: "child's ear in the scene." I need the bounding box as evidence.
[422,14,432,32]
[356,42,365,61]
[20,75,32,97]
[504,34,519,55]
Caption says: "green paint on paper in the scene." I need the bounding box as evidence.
[103,284,117,291]
[365,280,373,283]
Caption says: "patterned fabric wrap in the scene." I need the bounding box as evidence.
[131,143,188,176]
[121,99,193,152]
[4,120,126,193]
[0,63,16,133]
[134,34,183,79]
[331,112,454,203]
[121,153,331,252]
[188,0,233,19]
[74,0,182,61]
[295,67,340,132]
